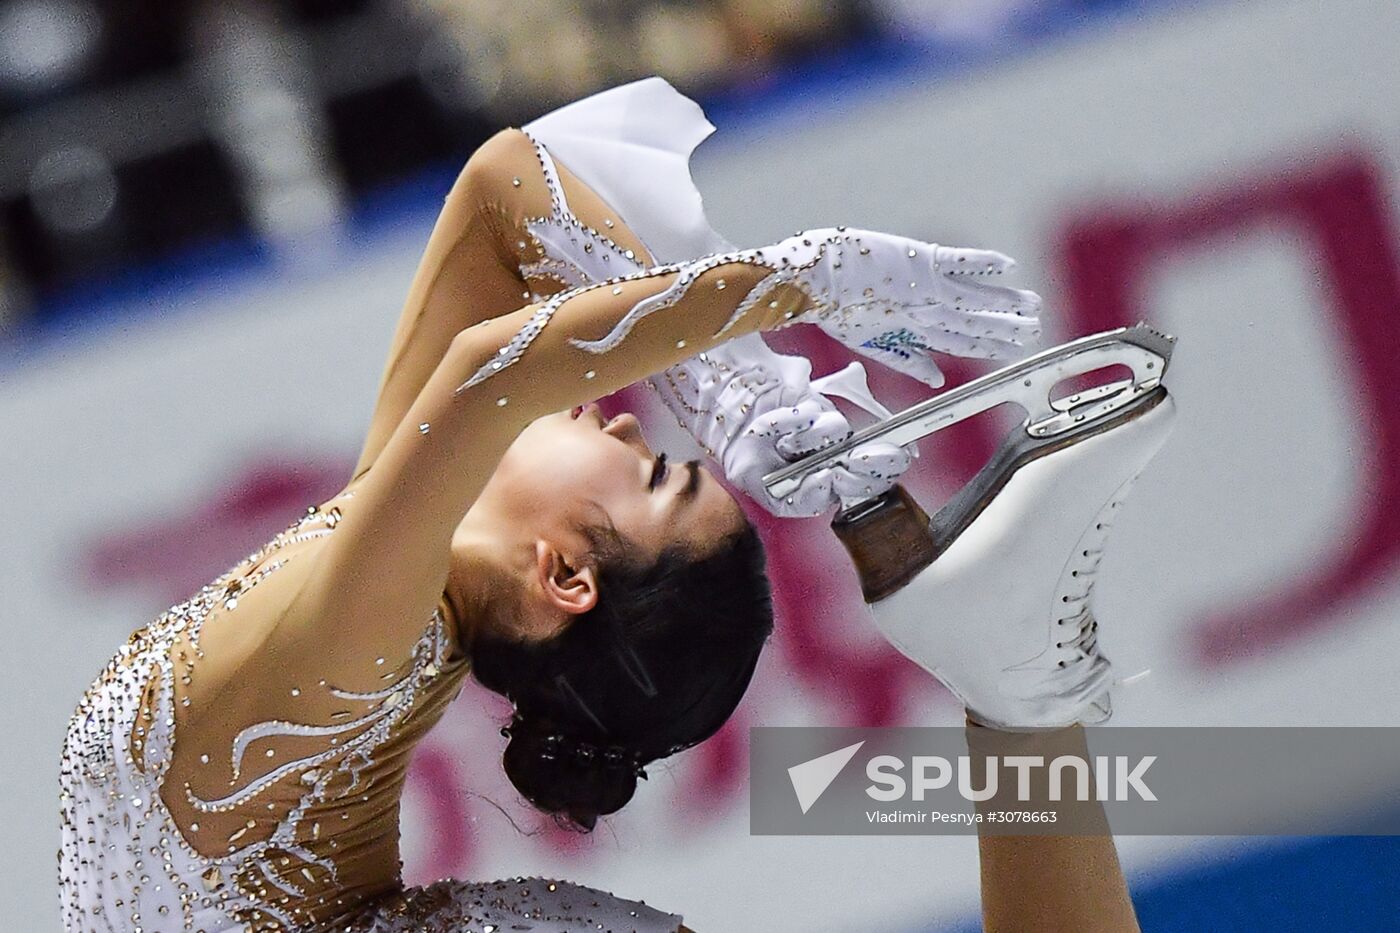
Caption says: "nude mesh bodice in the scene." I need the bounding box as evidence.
[58,496,471,931]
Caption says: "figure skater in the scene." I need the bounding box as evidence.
[59,77,1156,932]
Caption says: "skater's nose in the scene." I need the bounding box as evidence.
[603,412,652,455]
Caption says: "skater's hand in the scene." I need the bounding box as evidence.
[652,333,912,518]
[732,393,912,518]
[770,228,1043,386]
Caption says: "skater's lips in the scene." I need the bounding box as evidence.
[571,402,605,427]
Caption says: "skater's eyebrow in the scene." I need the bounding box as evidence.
[675,460,701,506]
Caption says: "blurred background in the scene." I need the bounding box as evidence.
[4,0,1400,929]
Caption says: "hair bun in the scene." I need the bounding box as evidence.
[501,714,644,831]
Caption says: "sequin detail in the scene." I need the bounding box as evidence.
[58,503,456,931]
[517,131,649,288]
[568,249,771,354]
[342,876,683,932]
[451,133,831,391]
[453,301,559,392]
[860,327,932,359]
[454,247,799,393]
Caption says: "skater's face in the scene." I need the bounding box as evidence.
[484,403,745,563]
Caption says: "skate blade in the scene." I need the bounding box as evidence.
[926,384,1173,557]
[831,385,1173,602]
[762,323,1175,502]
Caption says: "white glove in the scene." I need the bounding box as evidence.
[747,227,1043,387]
[650,332,913,518]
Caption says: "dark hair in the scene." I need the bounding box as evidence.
[469,519,772,831]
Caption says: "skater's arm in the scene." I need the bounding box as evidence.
[351,128,656,481]
[970,722,1140,933]
[303,256,809,676]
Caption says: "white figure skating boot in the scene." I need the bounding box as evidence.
[766,324,1179,730]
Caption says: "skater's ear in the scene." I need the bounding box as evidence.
[535,539,598,618]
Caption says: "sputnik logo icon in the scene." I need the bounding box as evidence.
[787,741,865,814]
